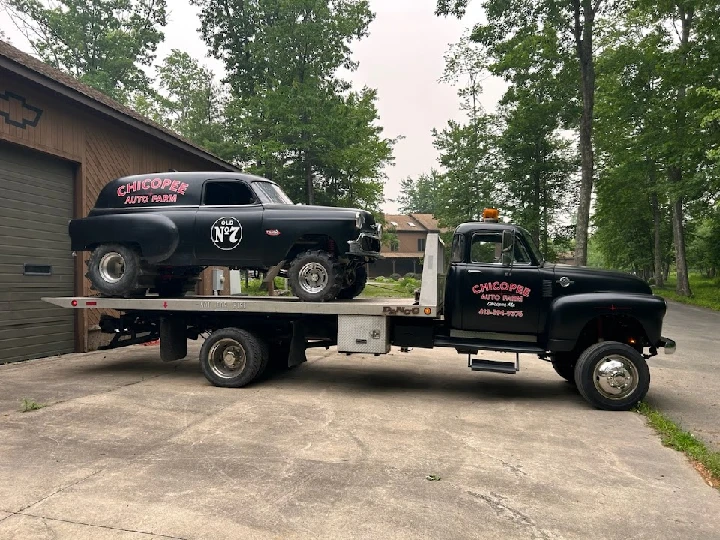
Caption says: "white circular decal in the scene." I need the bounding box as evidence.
[211,217,243,250]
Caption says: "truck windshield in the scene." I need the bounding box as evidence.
[517,228,544,266]
[253,182,294,205]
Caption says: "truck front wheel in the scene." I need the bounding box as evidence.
[288,250,342,302]
[200,328,267,388]
[574,341,650,411]
[86,244,142,297]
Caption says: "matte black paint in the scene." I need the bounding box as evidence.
[70,172,381,270]
[445,222,669,352]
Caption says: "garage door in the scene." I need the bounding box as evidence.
[0,144,75,362]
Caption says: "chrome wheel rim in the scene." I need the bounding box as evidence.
[99,252,125,284]
[593,354,639,400]
[298,262,329,294]
[208,338,247,379]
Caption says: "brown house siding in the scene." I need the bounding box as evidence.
[1,70,234,352]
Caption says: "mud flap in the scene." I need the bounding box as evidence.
[288,319,308,368]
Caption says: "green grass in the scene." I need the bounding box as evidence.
[20,398,46,413]
[655,274,720,311]
[636,402,720,488]
[360,277,420,299]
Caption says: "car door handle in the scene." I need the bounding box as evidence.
[468,269,483,274]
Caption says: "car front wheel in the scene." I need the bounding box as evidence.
[288,250,343,302]
[336,264,368,300]
[86,244,142,297]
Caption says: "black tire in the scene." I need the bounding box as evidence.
[154,279,189,298]
[160,317,188,362]
[87,244,141,297]
[574,341,650,411]
[336,264,368,300]
[288,250,342,302]
[200,328,266,388]
[551,352,577,384]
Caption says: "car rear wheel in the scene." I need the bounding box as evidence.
[86,244,142,297]
[288,250,343,302]
[336,264,368,300]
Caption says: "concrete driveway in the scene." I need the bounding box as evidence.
[647,301,720,451]
[1,343,719,540]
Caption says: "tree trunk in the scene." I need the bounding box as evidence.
[305,157,314,205]
[669,169,691,296]
[572,0,597,267]
[651,192,664,288]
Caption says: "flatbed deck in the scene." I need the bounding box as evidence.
[42,295,439,317]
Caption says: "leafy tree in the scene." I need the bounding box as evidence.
[192,0,390,207]
[436,0,618,266]
[3,0,167,102]
[396,169,444,215]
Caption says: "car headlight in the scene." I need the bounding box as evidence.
[355,212,364,229]
[376,223,382,236]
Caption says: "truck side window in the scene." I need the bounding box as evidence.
[204,181,257,206]
[471,233,503,264]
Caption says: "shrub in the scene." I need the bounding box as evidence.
[390,273,401,281]
[404,272,419,280]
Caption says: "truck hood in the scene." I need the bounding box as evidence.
[550,264,652,295]
[263,204,376,224]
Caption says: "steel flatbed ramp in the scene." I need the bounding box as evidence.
[42,295,439,317]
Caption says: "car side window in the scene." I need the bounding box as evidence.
[203,181,257,206]
[471,232,503,264]
[450,234,466,263]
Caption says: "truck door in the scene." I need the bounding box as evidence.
[193,180,265,266]
[460,230,542,336]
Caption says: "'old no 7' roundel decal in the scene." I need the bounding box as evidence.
[211,217,243,250]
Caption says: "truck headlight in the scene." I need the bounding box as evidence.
[355,212,364,229]
[376,223,382,236]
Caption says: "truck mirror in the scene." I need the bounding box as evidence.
[501,230,514,267]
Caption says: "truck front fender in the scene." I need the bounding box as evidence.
[69,214,179,263]
[545,292,667,352]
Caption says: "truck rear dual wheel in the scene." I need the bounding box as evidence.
[200,328,269,388]
[336,264,368,300]
[574,341,650,411]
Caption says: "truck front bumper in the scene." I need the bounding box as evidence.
[659,336,677,355]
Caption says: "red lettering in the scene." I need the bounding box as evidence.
[117,185,126,197]
[170,180,180,192]
[151,178,163,189]
[500,282,509,291]
[522,287,531,298]
[142,179,151,190]
[509,283,518,292]
[472,284,481,294]
[161,179,172,190]
[177,182,189,195]
[493,281,500,291]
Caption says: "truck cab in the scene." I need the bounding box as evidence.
[441,210,672,393]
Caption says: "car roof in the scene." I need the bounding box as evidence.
[454,222,519,234]
[114,171,276,184]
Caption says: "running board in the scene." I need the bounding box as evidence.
[435,337,544,355]
[470,358,518,374]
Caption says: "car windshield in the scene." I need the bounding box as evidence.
[253,181,293,205]
[517,227,544,266]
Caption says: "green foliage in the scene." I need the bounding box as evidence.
[636,401,720,486]
[4,0,167,103]
[192,0,394,210]
[659,274,720,311]
[20,398,46,412]
[397,170,443,215]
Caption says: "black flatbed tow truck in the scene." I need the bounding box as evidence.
[44,221,676,411]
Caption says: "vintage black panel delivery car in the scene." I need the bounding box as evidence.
[69,172,382,301]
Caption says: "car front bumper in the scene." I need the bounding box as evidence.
[348,232,382,259]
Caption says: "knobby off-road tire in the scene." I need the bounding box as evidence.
[86,244,142,297]
[336,264,368,300]
[288,250,343,302]
[200,328,268,388]
[574,341,650,411]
